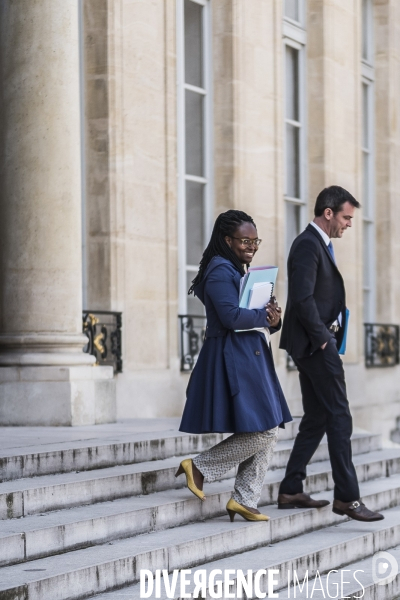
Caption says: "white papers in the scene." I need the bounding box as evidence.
[247,282,274,309]
[239,266,278,308]
[235,265,278,333]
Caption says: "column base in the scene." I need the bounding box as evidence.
[0,366,116,426]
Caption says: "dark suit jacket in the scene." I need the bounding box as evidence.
[279,224,346,358]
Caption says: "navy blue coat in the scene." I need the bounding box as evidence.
[179,256,292,434]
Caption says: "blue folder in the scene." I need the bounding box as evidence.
[236,266,278,333]
[338,309,350,355]
[239,266,278,308]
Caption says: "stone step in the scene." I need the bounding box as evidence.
[0,447,399,567]
[0,431,227,484]
[0,432,384,520]
[1,475,400,600]
[0,420,302,483]
[91,507,400,600]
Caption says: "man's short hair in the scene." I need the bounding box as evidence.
[314,186,361,217]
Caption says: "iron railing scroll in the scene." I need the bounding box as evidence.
[364,323,399,368]
[178,315,206,372]
[83,311,123,373]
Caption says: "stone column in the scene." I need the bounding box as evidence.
[0,0,115,425]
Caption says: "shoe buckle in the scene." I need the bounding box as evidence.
[349,501,361,510]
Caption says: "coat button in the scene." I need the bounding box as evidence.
[255,351,261,356]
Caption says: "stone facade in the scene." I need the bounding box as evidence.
[0,0,399,435]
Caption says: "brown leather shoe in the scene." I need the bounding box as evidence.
[332,499,384,522]
[278,492,330,509]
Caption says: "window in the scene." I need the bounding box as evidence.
[362,0,374,64]
[283,1,307,258]
[177,0,213,315]
[284,0,304,24]
[361,0,375,322]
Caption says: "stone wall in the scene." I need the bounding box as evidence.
[106,0,185,417]
[80,0,400,437]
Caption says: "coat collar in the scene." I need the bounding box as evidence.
[195,256,241,299]
[305,223,340,273]
[206,256,242,279]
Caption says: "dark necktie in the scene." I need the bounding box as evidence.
[327,241,336,265]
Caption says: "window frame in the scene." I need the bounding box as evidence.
[361,0,375,323]
[283,9,307,260]
[177,0,214,315]
[283,0,306,28]
[362,0,374,66]
[361,75,376,322]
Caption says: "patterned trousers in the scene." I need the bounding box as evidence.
[193,428,278,508]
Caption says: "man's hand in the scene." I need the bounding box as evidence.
[321,342,328,350]
[266,297,282,328]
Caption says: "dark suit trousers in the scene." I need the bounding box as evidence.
[279,338,360,502]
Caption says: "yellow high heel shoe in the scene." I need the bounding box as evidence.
[226,498,269,522]
[175,458,206,501]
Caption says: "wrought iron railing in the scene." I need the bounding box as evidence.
[83,311,123,373]
[365,323,399,368]
[178,314,206,372]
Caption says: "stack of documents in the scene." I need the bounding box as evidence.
[239,265,278,308]
[248,282,275,309]
[236,265,278,333]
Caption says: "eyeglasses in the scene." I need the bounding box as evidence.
[230,236,262,248]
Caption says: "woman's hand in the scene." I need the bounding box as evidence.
[266,296,282,328]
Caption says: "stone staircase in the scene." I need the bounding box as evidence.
[0,420,400,599]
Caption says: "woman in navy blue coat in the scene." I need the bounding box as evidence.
[176,210,292,522]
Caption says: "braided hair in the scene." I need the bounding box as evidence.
[188,209,256,295]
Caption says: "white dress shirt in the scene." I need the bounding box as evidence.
[310,221,330,245]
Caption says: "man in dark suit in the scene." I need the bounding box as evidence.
[278,186,383,522]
